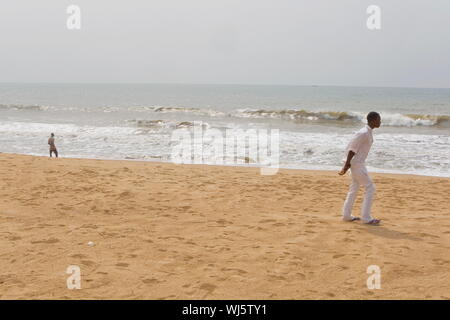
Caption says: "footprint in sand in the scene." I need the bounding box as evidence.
[178,206,192,212]
[159,236,185,241]
[272,222,286,227]
[157,295,177,300]
[142,278,160,284]
[116,262,129,267]
[199,283,217,298]
[221,267,247,275]
[117,191,134,199]
[432,259,450,266]
[417,232,439,239]
[70,253,88,259]
[259,219,276,223]
[31,237,60,244]
[296,273,306,279]
[81,260,96,267]
[267,274,287,281]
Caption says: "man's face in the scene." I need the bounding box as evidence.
[372,116,381,128]
[367,117,381,128]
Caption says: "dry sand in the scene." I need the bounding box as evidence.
[0,153,449,299]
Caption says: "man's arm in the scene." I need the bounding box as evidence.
[338,150,355,175]
[339,130,367,176]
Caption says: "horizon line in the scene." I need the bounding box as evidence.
[0,82,449,90]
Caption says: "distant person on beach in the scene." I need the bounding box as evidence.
[48,133,58,158]
[339,112,381,225]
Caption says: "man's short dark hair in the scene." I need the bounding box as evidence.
[367,111,380,122]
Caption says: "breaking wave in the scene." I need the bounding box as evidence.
[235,109,450,127]
[127,119,211,131]
[0,104,49,111]
[2,103,449,127]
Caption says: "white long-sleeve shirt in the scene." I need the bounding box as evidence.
[345,125,374,165]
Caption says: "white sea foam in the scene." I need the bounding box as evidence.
[0,120,449,177]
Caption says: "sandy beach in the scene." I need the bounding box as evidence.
[0,153,449,299]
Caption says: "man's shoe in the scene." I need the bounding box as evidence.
[364,219,381,225]
[343,216,361,222]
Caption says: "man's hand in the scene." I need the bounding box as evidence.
[339,163,351,175]
[340,151,355,176]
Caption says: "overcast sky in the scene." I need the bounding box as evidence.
[1,0,449,88]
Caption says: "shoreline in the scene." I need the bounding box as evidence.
[1,151,449,179]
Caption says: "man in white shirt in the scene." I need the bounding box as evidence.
[339,112,381,225]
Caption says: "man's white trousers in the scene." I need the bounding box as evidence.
[342,163,376,222]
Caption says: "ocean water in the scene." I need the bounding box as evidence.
[0,83,449,177]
